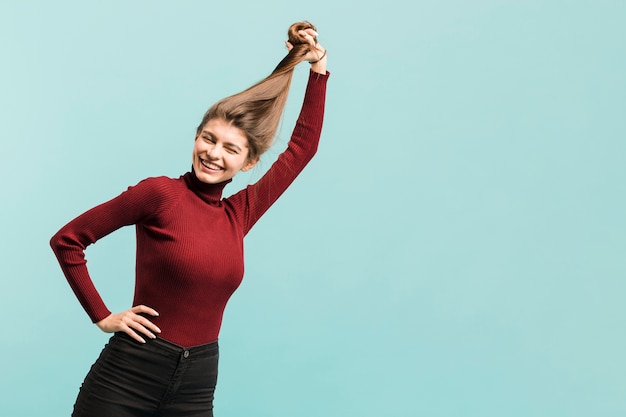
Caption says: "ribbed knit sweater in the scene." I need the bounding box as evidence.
[50,70,329,347]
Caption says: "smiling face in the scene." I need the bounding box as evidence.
[192,118,258,184]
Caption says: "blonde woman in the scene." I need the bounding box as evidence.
[51,21,329,417]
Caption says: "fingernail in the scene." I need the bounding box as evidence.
[156,326,162,333]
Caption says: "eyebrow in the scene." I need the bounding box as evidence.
[201,129,246,151]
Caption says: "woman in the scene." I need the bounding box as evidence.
[50,21,329,417]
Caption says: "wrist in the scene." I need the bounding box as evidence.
[308,49,326,64]
[309,50,327,74]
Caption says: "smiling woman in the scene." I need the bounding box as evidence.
[49,20,329,417]
[193,118,256,184]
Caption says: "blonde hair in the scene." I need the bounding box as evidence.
[196,21,320,161]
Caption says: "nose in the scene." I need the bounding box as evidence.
[206,144,222,159]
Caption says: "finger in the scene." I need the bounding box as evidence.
[131,304,159,317]
[298,30,317,45]
[121,324,147,344]
[127,319,157,340]
[134,314,162,334]
[125,313,160,337]
[300,29,318,38]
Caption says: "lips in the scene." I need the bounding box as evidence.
[200,158,223,171]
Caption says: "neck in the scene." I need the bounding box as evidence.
[183,168,231,205]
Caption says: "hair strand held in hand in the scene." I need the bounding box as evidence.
[197,21,320,161]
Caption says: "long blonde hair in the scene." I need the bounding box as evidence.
[196,21,319,161]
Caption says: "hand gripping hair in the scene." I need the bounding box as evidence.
[197,21,321,162]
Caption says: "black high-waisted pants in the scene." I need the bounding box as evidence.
[72,332,219,417]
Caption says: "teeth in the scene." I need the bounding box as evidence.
[201,159,222,170]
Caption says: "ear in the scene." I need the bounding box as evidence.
[241,157,259,172]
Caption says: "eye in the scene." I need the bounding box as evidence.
[202,135,216,144]
[225,147,239,155]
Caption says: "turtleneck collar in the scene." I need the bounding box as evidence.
[183,168,231,206]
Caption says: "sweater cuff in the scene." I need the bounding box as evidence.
[309,68,330,81]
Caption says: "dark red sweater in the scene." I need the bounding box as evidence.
[51,70,329,347]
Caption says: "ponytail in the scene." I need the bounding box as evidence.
[197,21,319,161]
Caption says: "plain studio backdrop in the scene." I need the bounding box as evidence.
[1,1,625,416]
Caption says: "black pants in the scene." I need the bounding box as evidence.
[72,332,219,417]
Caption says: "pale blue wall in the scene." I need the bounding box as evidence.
[1,1,625,416]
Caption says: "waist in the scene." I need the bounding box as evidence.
[114,331,219,357]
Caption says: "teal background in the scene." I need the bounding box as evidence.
[1,1,625,416]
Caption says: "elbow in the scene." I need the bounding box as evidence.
[50,228,79,256]
[50,231,59,250]
[301,142,319,167]
[49,230,64,256]
[307,140,319,160]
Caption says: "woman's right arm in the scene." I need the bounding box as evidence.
[50,177,170,342]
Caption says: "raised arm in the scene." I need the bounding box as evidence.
[226,36,330,234]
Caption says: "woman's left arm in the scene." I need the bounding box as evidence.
[226,40,329,235]
[225,29,330,233]
[229,68,329,234]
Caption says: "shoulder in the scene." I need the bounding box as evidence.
[122,175,187,203]
[131,175,184,189]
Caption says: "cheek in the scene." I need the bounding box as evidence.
[226,154,248,170]
[192,141,203,155]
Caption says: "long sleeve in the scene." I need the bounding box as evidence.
[226,69,330,234]
[50,177,181,323]
[49,69,330,346]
